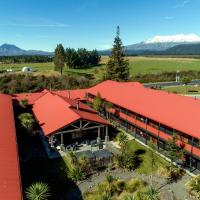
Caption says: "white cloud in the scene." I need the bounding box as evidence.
[145,34,200,43]
[164,16,174,20]
[0,22,69,28]
[173,0,190,8]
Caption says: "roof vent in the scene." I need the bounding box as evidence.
[76,99,80,110]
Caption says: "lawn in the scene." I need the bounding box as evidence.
[162,85,200,94]
[127,140,170,175]
[1,56,200,78]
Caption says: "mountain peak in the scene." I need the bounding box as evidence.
[145,34,200,44]
[0,44,52,56]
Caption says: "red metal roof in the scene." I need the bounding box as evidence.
[13,89,87,105]
[0,94,23,200]
[53,89,87,100]
[12,91,47,105]
[87,80,200,139]
[32,91,108,136]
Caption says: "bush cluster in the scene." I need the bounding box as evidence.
[132,70,200,83]
[0,55,53,63]
[0,74,91,94]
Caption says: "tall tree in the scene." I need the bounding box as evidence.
[54,44,65,74]
[105,26,129,81]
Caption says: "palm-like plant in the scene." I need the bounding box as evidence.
[142,186,160,200]
[19,99,28,108]
[69,167,85,183]
[18,113,35,134]
[26,182,50,200]
[106,174,115,197]
[69,151,78,165]
[79,156,91,175]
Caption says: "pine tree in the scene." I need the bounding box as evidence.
[105,26,129,81]
[54,44,65,74]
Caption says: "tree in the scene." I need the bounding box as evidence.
[117,132,128,151]
[149,142,157,186]
[54,44,65,74]
[182,77,191,85]
[92,92,102,112]
[105,26,129,81]
[102,101,113,119]
[66,48,100,69]
[166,134,185,164]
[18,113,35,134]
[26,182,50,200]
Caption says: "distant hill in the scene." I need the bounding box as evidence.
[100,40,200,56]
[163,43,200,55]
[0,44,53,56]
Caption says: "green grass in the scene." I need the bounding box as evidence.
[127,140,169,174]
[162,85,200,94]
[2,57,200,78]
[128,57,200,75]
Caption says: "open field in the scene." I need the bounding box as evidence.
[1,56,200,78]
[162,85,200,94]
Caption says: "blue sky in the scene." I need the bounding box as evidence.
[0,0,199,51]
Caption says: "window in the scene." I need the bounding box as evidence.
[87,93,95,99]
[160,124,173,135]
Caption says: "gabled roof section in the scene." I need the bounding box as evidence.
[53,89,87,100]
[0,94,23,200]
[32,91,109,136]
[32,92,81,136]
[12,90,48,105]
[87,80,200,139]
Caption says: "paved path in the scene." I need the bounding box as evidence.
[75,169,195,200]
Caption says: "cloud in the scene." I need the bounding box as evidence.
[0,22,70,28]
[164,16,174,20]
[145,34,200,43]
[173,0,190,8]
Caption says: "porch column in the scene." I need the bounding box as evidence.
[97,127,101,144]
[190,137,194,172]
[60,134,65,151]
[49,136,54,148]
[105,126,109,143]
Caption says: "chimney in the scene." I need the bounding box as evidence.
[76,100,80,110]
[68,91,71,99]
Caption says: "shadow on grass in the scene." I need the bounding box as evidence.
[21,157,83,200]
[134,149,146,156]
[18,134,82,200]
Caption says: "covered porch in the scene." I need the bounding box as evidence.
[48,119,109,152]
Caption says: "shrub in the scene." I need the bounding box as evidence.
[186,175,200,199]
[114,180,126,194]
[126,178,146,193]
